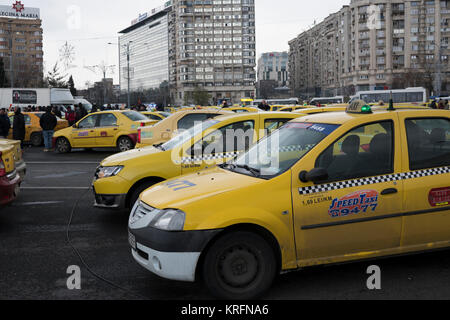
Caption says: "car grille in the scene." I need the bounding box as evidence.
[130,201,158,225]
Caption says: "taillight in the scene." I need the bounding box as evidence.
[140,122,146,127]
[137,128,141,144]
[0,153,5,177]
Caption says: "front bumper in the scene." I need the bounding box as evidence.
[129,227,222,282]
[0,170,21,207]
[92,173,130,209]
[93,188,127,209]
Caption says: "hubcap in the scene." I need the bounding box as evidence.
[218,245,259,288]
[119,139,131,151]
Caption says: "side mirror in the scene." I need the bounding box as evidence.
[72,124,78,129]
[299,168,328,183]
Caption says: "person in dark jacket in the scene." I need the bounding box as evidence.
[0,108,11,138]
[258,100,271,111]
[39,106,57,152]
[13,107,26,148]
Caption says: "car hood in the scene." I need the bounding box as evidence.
[101,146,163,166]
[140,166,260,209]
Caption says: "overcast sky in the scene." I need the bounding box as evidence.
[19,0,349,88]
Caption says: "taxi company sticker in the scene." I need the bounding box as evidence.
[328,190,379,218]
[101,131,108,137]
[429,187,450,207]
[164,179,197,191]
[78,131,89,137]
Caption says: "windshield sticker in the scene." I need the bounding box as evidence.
[284,122,339,135]
[429,187,450,207]
[164,179,197,191]
[328,190,379,218]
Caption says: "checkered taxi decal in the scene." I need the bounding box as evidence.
[299,166,450,195]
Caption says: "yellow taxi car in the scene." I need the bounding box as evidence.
[8,112,68,146]
[93,112,304,210]
[0,142,21,207]
[279,105,310,112]
[0,139,26,180]
[53,110,155,153]
[225,107,260,113]
[128,102,450,299]
[135,110,233,148]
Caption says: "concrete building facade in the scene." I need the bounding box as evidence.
[289,0,450,98]
[169,0,256,106]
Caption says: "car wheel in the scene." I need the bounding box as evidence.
[31,133,43,147]
[202,231,277,300]
[117,136,134,152]
[129,180,161,208]
[56,137,71,154]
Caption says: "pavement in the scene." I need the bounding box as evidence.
[0,146,449,300]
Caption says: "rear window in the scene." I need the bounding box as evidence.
[123,111,149,122]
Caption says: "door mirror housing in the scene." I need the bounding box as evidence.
[299,168,329,183]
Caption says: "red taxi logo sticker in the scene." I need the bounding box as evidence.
[429,188,450,207]
[329,190,379,218]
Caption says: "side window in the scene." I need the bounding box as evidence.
[190,121,255,155]
[406,118,450,170]
[99,114,117,127]
[316,121,394,182]
[24,115,31,125]
[78,115,97,129]
[177,114,209,130]
[264,119,290,135]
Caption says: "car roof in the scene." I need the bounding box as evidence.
[213,111,301,123]
[291,108,448,125]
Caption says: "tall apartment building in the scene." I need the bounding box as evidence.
[119,3,172,92]
[0,2,43,88]
[289,0,450,98]
[169,0,256,106]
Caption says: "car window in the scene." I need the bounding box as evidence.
[78,115,97,129]
[178,114,211,130]
[190,120,255,155]
[316,121,394,182]
[99,114,117,127]
[146,114,163,121]
[123,111,148,122]
[405,118,450,170]
[264,119,291,135]
[24,115,31,125]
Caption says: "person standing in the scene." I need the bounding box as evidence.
[65,106,76,126]
[39,106,57,152]
[13,107,26,148]
[258,100,271,111]
[0,108,11,139]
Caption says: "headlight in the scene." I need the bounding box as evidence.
[97,166,124,179]
[149,209,186,231]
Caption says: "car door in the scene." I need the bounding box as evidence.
[400,115,450,247]
[71,114,98,148]
[181,120,256,176]
[291,118,404,264]
[95,113,118,147]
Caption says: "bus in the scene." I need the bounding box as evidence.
[351,87,427,104]
[310,96,345,106]
[253,98,300,106]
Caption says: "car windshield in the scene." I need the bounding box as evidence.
[161,119,220,151]
[224,122,340,179]
[123,111,149,122]
[159,112,171,118]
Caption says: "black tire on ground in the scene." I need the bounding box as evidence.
[30,133,43,147]
[55,137,72,154]
[117,136,134,152]
[202,231,277,300]
[129,180,161,208]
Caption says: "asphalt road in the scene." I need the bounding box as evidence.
[0,146,449,300]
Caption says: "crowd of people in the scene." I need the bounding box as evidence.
[430,99,450,110]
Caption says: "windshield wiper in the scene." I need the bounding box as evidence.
[234,164,261,177]
[153,143,165,151]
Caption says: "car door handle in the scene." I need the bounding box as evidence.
[381,188,398,196]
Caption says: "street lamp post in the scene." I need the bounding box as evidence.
[108,41,133,108]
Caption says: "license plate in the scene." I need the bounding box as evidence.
[128,232,136,250]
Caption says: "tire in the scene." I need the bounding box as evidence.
[128,180,161,208]
[55,137,71,154]
[30,132,43,147]
[202,231,277,300]
[117,136,134,152]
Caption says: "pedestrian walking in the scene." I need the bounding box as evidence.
[430,100,437,109]
[39,106,57,152]
[0,108,11,139]
[13,107,26,148]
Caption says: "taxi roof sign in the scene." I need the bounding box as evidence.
[347,100,373,114]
